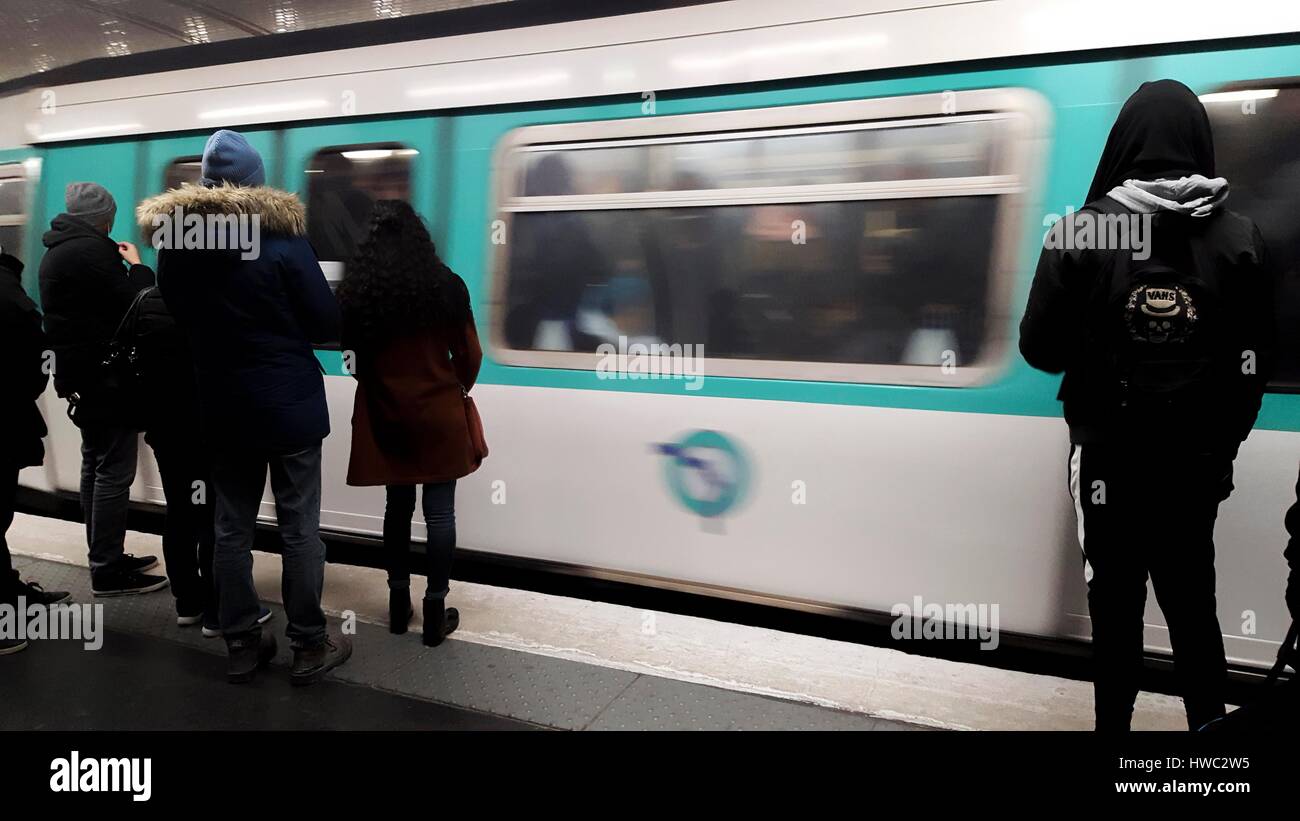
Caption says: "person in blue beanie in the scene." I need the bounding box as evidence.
[139,129,351,685]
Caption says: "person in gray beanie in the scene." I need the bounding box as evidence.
[141,128,350,685]
[38,182,167,597]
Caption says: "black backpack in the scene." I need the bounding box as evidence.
[1088,199,1233,415]
[65,286,153,429]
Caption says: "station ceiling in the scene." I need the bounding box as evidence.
[0,0,513,85]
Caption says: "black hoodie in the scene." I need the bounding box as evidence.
[1019,80,1275,451]
[37,214,155,398]
[0,252,49,468]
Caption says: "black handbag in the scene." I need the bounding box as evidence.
[66,286,153,429]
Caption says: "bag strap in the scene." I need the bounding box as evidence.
[110,286,154,348]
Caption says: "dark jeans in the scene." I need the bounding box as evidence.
[147,428,215,618]
[212,444,327,648]
[384,481,457,601]
[1,463,18,604]
[79,424,139,574]
[1068,444,1233,731]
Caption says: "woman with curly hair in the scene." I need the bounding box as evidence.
[337,199,483,646]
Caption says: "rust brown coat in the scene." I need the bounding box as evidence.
[345,321,483,486]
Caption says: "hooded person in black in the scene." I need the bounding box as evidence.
[0,248,70,655]
[1020,80,1275,731]
[38,183,167,598]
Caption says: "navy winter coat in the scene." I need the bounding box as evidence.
[138,184,340,454]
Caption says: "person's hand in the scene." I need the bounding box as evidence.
[1287,568,1300,623]
[117,241,141,266]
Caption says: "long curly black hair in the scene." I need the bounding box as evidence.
[336,199,471,349]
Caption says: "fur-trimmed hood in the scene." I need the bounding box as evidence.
[136,183,306,236]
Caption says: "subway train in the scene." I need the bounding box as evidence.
[2,0,1299,668]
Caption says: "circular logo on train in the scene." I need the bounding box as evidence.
[1125,283,1197,344]
[654,430,750,518]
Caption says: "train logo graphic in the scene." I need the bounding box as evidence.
[653,430,750,518]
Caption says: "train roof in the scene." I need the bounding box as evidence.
[2,0,1298,149]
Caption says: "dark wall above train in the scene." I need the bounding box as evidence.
[0,0,719,95]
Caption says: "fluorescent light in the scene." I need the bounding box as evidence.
[407,71,569,99]
[33,122,142,141]
[341,149,394,160]
[672,34,888,72]
[198,99,329,121]
[1198,89,1279,103]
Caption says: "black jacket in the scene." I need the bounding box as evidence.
[37,214,155,398]
[1020,204,1273,450]
[135,287,201,437]
[137,184,339,454]
[0,253,50,468]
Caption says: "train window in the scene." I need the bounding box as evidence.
[164,156,203,191]
[0,164,30,260]
[305,144,417,264]
[1205,82,1300,389]
[491,90,1041,385]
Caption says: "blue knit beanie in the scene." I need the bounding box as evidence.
[200,129,266,188]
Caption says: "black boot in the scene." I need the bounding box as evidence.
[422,597,460,647]
[389,588,413,635]
[226,628,277,684]
[290,632,352,686]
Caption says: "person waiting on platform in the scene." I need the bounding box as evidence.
[1,246,71,656]
[139,129,349,685]
[336,200,485,647]
[38,183,166,597]
[1020,80,1275,731]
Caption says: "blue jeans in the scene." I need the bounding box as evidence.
[212,445,327,648]
[79,425,139,574]
[384,481,457,600]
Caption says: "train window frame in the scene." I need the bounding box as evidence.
[1202,77,1300,394]
[0,160,38,261]
[487,88,1049,387]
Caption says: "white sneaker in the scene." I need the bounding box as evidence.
[203,608,273,638]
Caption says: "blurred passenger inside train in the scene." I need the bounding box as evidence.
[38,182,167,597]
[504,153,608,351]
[1019,79,1275,731]
[1,246,71,656]
[336,199,484,647]
[306,151,375,264]
[139,129,350,685]
[576,275,664,347]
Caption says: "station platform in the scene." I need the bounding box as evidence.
[2,513,1193,731]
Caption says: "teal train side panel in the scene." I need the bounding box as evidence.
[14,38,1300,430]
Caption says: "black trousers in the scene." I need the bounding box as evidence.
[1068,444,1233,731]
[1,463,18,602]
[147,427,216,618]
